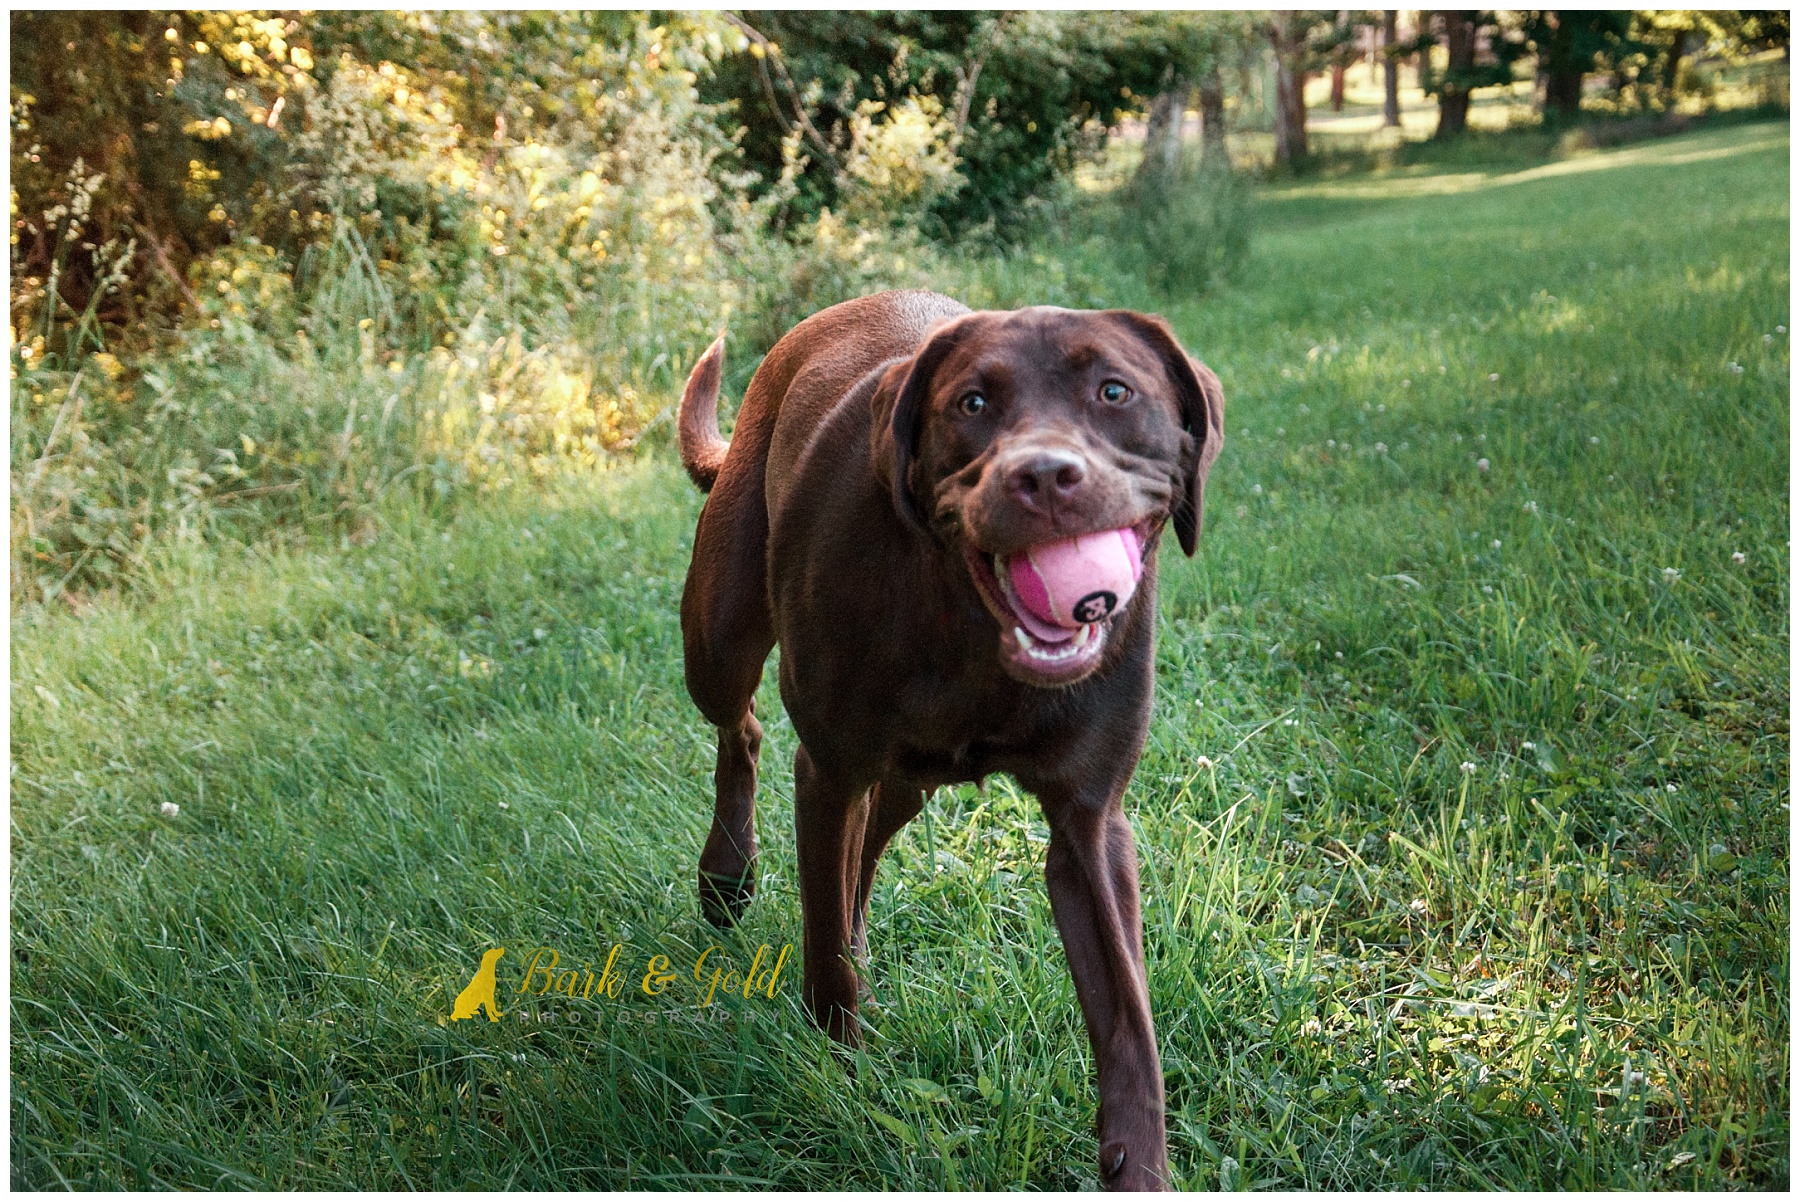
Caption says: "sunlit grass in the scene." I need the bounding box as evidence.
[11,122,1788,1189]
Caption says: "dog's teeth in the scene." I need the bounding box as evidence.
[1014,626,1034,649]
[1074,625,1091,648]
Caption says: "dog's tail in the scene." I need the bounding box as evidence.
[678,335,729,492]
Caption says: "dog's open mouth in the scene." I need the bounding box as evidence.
[963,544,1110,686]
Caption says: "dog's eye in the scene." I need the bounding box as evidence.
[959,392,988,416]
[1098,381,1132,405]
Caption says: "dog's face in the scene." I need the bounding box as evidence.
[873,307,1224,687]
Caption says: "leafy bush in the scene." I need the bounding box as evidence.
[10,12,982,604]
[1116,159,1253,299]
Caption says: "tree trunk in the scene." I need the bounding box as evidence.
[1268,13,1310,167]
[1383,10,1402,125]
[1413,10,1430,86]
[1136,75,1190,185]
[1434,10,1476,139]
[1330,61,1347,110]
[1544,67,1583,120]
[1660,28,1688,99]
[1198,65,1228,166]
[1538,13,1585,122]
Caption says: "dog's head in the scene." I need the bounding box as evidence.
[871,306,1224,687]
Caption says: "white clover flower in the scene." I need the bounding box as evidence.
[1476,458,1490,472]
[1777,325,1787,334]
[1589,436,1600,445]
[1301,1017,1323,1037]
[1729,362,1744,375]
[1662,567,1681,582]
[1666,783,1678,793]
[1196,755,1215,770]
[1409,898,1427,914]
[1491,539,1501,549]
[1252,483,1263,495]
[1460,761,1476,774]
[1522,741,1535,751]
[159,802,180,818]
[1488,373,1499,381]
[1375,441,1387,454]
[1732,551,1746,564]
[1524,500,1539,513]
[1763,334,1774,345]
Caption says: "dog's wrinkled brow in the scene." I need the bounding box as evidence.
[1060,343,1103,373]
[942,357,1015,398]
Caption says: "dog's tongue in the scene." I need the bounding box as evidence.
[1007,527,1143,636]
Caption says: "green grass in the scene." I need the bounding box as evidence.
[12,122,1789,1189]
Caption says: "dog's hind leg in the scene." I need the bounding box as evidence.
[849,780,925,964]
[682,447,777,928]
[697,703,765,927]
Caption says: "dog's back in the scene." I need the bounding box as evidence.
[677,290,967,511]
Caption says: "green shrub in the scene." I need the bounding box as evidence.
[1111,160,1254,300]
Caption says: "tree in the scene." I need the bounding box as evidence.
[1324,10,1367,112]
[1418,11,1524,138]
[1522,11,1634,122]
[1264,12,1322,167]
[1198,65,1229,164]
[1632,11,1792,107]
[702,11,1192,235]
[1435,11,1479,136]
[1125,12,1257,185]
[1381,10,1402,125]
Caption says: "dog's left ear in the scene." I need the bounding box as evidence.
[1111,312,1225,556]
[870,313,977,537]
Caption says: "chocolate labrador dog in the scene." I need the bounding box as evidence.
[676,290,1222,1190]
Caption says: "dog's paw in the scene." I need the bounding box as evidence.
[698,868,755,928]
[1099,1139,1170,1191]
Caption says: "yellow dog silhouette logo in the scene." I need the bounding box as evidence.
[449,948,505,1022]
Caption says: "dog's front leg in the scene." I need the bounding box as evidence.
[793,743,871,1045]
[1039,787,1168,1190]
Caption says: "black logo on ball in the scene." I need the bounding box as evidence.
[1073,591,1118,623]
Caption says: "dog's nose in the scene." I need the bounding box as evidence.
[1007,449,1088,510]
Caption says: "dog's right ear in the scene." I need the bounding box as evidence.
[870,315,974,537]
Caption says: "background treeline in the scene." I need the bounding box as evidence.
[9,10,1788,603]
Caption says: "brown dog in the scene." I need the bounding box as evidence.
[676,290,1223,1189]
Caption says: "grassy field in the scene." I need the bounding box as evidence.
[11,121,1789,1189]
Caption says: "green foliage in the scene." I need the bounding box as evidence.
[1101,159,1255,300]
[9,10,936,602]
[701,11,1258,237]
[10,124,1788,1189]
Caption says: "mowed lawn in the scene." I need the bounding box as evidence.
[11,123,1788,1189]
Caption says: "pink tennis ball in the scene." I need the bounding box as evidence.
[1008,527,1143,628]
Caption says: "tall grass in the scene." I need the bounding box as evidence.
[11,121,1788,1189]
